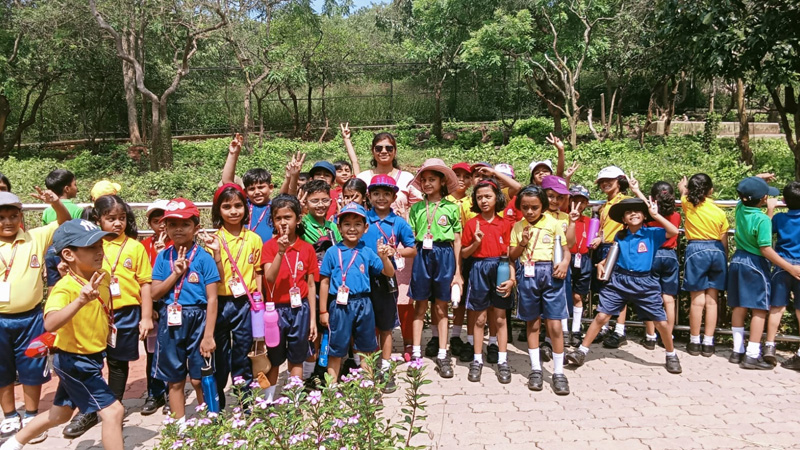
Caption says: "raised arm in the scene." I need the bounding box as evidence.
[546,132,566,178]
[341,123,361,175]
[222,134,243,185]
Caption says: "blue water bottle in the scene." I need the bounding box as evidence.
[496,256,510,287]
[319,329,330,368]
[201,358,220,413]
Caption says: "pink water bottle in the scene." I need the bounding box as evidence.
[251,292,265,339]
[264,302,280,347]
[587,215,601,246]
[146,327,157,353]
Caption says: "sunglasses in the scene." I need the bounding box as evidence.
[374,145,395,153]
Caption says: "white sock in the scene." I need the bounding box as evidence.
[528,348,541,370]
[553,352,564,374]
[561,319,568,333]
[437,349,447,359]
[732,327,745,353]
[451,326,462,338]
[601,325,610,332]
[488,336,497,346]
[177,416,187,434]
[302,361,316,379]
[579,345,590,355]
[381,359,391,371]
[646,334,657,340]
[703,335,714,346]
[467,335,474,345]
[614,323,625,335]
[746,341,761,359]
[265,385,277,403]
[353,354,361,366]
[666,350,676,357]
[766,341,775,347]
[498,352,507,365]
[474,354,483,364]
[690,335,701,344]
[412,346,421,358]
[572,307,583,332]
[796,348,800,357]
[432,327,439,338]
[0,437,23,450]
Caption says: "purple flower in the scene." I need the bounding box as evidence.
[335,392,343,399]
[218,433,232,445]
[233,376,246,386]
[391,355,404,362]
[246,418,263,431]
[289,433,310,445]
[171,440,184,449]
[249,381,261,389]
[197,418,212,426]
[332,418,345,428]
[409,358,424,370]
[273,396,291,405]
[232,417,246,429]
[208,412,219,419]
[163,417,176,425]
[194,403,206,412]
[255,396,270,410]
[233,407,242,414]
[233,440,247,449]
[285,376,304,390]
[184,438,195,447]
[360,379,374,389]
[308,390,322,405]
[347,414,361,425]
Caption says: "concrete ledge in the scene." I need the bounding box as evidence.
[647,120,780,136]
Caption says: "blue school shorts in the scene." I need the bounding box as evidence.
[652,248,679,296]
[268,302,312,366]
[152,305,207,382]
[683,240,727,292]
[328,295,378,358]
[0,307,50,387]
[466,257,513,311]
[105,305,141,362]
[370,276,399,332]
[409,242,456,302]
[598,269,667,322]
[771,258,800,309]
[727,250,771,311]
[52,351,116,414]
[515,261,567,321]
[570,253,592,296]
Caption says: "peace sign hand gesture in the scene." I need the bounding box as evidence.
[228,133,243,155]
[286,151,306,177]
[647,195,660,218]
[173,246,189,276]
[199,231,220,253]
[628,171,641,193]
[277,225,290,253]
[568,201,582,223]
[546,132,565,151]
[154,233,167,253]
[79,272,106,305]
[565,161,580,179]
[340,122,351,140]
[30,186,59,204]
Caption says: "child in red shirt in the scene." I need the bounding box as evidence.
[568,186,592,347]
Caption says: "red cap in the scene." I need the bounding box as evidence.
[214,183,246,204]
[160,198,200,221]
[452,162,472,174]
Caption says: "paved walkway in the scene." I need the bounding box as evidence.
[10,330,800,449]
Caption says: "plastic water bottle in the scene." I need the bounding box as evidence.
[201,359,220,413]
[598,242,620,281]
[319,329,330,368]
[450,283,461,308]
[146,327,157,353]
[587,215,601,244]
[496,257,510,287]
[264,302,280,347]
[250,292,265,339]
[553,236,563,264]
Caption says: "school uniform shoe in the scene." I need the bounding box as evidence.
[449,337,467,356]
[424,337,439,358]
[593,327,611,344]
[686,342,702,356]
[602,332,627,349]
[781,354,800,371]
[762,345,778,366]
[459,343,473,362]
[486,344,500,364]
[527,370,543,391]
[63,412,98,438]
[540,342,553,362]
[569,332,584,348]
[163,403,171,415]
[640,337,657,351]
[701,344,715,357]
[22,415,47,444]
[565,350,586,367]
[379,371,398,394]
[434,354,454,378]
[517,329,527,342]
[665,354,682,374]
[0,414,21,439]
[729,351,744,364]
[496,362,511,384]
[141,396,167,416]
[468,361,483,382]
[552,374,570,395]
[740,355,774,370]
[403,345,413,363]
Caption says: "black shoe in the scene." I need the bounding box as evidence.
[381,372,398,394]
[425,337,439,358]
[665,354,682,374]
[435,354,454,378]
[686,342,702,356]
[496,362,511,384]
[141,396,166,416]
[449,337,466,355]
[162,404,171,415]
[552,373,570,395]
[640,337,656,351]
[459,342,473,362]
[517,329,527,342]
[729,351,745,364]
[740,355,774,370]
[486,343,499,364]
[763,345,778,366]
[468,361,483,382]
[593,327,610,344]
[569,332,583,348]
[602,332,627,349]
[527,370,543,391]
[781,354,800,371]
[701,344,715,357]
[566,350,586,367]
[63,412,99,438]
[540,342,553,362]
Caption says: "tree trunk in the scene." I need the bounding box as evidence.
[735,78,752,166]
[708,79,716,113]
[121,35,142,145]
[242,87,253,154]
[432,84,443,140]
[306,80,313,130]
[149,101,173,170]
[547,104,563,136]
[768,86,800,180]
[289,88,300,137]
[0,95,9,158]
[567,114,578,147]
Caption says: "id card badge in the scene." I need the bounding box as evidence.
[107,324,117,348]
[394,254,406,270]
[336,285,350,305]
[0,281,10,303]
[289,286,302,308]
[109,277,121,298]
[524,261,536,278]
[229,278,247,298]
[422,233,434,250]
[573,253,582,268]
[167,303,183,326]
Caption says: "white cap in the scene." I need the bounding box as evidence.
[494,163,516,179]
[595,166,625,182]
[145,199,172,218]
[528,159,553,173]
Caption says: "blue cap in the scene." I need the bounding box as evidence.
[736,177,779,202]
[310,161,336,178]
[53,219,112,253]
[337,202,368,220]
[569,185,590,199]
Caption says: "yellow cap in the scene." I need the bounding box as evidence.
[90,180,122,200]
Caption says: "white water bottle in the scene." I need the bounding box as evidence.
[451,283,461,308]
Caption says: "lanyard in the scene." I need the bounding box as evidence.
[220,230,247,276]
[103,237,128,276]
[0,242,19,282]
[375,219,396,246]
[284,248,301,287]
[425,200,441,233]
[169,244,199,304]
[525,228,542,262]
[337,248,359,285]
[68,271,114,325]
[248,203,270,232]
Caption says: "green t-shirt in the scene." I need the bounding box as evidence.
[41,199,84,225]
[301,214,341,245]
[408,198,462,242]
[734,202,772,255]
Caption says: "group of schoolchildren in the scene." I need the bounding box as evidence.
[2,127,800,449]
